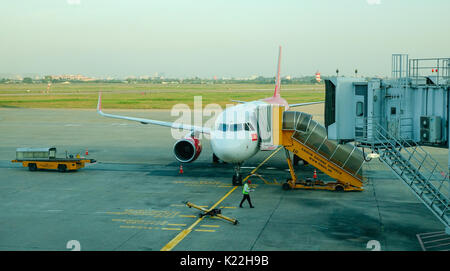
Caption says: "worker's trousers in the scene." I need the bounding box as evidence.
[240,194,253,207]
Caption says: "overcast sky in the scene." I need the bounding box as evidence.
[1,0,449,78]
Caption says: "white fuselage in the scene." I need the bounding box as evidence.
[210,101,266,163]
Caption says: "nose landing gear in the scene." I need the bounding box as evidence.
[232,163,243,186]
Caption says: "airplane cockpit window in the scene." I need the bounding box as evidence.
[244,123,255,131]
[218,123,254,132]
[230,124,243,131]
[218,123,227,131]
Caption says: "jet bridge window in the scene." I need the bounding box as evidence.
[356,102,364,117]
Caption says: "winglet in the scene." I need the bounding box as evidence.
[273,46,282,97]
[97,92,102,112]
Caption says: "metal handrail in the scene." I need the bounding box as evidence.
[373,126,449,209]
[360,117,448,185]
[291,126,364,181]
[366,119,449,203]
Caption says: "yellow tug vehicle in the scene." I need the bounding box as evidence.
[11,147,96,172]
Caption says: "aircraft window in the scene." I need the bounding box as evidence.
[218,123,227,131]
[244,123,255,131]
[230,124,243,131]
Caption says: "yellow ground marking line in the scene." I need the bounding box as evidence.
[170,204,185,207]
[179,215,197,218]
[120,225,160,230]
[161,148,282,251]
[220,206,236,209]
[168,223,187,226]
[195,229,216,232]
[243,146,283,183]
[162,228,182,231]
[251,173,271,185]
[161,186,238,251]
[200,225,220,228]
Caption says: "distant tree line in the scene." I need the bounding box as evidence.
[0,76,329,85]
[125,76,327,85]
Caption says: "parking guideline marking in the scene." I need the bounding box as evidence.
[160,186,238,251]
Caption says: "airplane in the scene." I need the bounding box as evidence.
[97,46,324,185]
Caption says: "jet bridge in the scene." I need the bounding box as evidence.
[325,55,450,146]
[321,54,450,233]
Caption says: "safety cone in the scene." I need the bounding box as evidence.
[313,169,317,179]
[85,149,89,156]
[179,164,183,174]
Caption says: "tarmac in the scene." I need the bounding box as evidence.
[0,106,447,251]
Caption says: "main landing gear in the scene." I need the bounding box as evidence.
[213,153,227,164]
[213,153,219,164]
[293,154,308,166]
[232,163,243,186]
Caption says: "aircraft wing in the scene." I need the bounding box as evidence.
[288,101,324,107]
[96,93,210,134]
[230,99,247,104]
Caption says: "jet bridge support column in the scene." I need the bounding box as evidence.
[448,121,450,235]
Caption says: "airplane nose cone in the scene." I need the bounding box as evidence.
[211,133,255,163]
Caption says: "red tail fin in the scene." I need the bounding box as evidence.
[97,92,102,111]
[273,46,282,97]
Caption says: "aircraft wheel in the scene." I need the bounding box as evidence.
[232,175,243,186]
[293,155,300,166]
[282,182,291,190]
[213,153,219,164]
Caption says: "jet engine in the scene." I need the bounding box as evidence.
[173,136,202,163]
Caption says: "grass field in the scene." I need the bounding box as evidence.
[0,83,324,109]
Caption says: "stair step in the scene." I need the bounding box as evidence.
[372,132,450,229]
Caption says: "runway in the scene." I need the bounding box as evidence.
[0,107,446,250]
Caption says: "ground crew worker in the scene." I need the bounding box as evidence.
[239,180,254,208]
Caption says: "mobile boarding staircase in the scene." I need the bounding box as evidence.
[272,108,449,232]
[355,118,450,233]
[279,111,365,191]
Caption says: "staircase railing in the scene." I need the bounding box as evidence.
[357,118,450,229]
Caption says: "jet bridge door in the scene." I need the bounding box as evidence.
[354,84,368,138]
